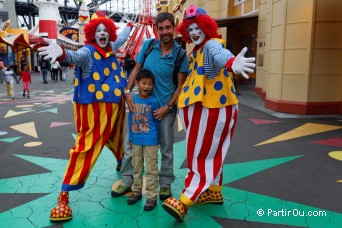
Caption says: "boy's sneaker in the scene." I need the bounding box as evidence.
[111,185,132,197]
[127,193,142,205]
[144,199,157,211]
[159,187,171,200]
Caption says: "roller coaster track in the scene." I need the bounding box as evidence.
[14,0,137,29]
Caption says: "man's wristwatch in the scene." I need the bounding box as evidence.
[124,89,131,94]
[167,103,173,111]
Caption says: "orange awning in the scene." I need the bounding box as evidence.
[0,33,31,52]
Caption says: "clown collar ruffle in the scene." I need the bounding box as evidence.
[89,43,115,58]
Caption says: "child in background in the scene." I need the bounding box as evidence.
[127,69,160,211]
[19,66,32,98]
[4,65,19,99]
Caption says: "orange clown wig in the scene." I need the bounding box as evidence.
[84,11,118,45]
[177,5,220,44]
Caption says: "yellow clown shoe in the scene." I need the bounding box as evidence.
[50,191,72,222]
[196,188,223,205]
[162,197,189,222]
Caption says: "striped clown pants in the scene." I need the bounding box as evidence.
[178,102,238,206]
[61,99,125,191]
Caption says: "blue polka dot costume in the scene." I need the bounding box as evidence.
[72,45,126,104]
[48,20,132,222]
[178,38,238,109]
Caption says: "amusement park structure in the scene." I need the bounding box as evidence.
[19,0,159,57]
[122,0,158,58]
[0,0,163,71]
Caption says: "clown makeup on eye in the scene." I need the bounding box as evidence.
[188,23,205,46]
[95,23,109,48]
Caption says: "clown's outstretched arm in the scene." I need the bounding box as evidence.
[38,38,90,70]
[231,47,256,79]
[37,38,63,63]
[206,40,255,79]
[110,22,133,52]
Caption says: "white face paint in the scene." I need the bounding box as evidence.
[188,23,205,45]
[95,23,109,48]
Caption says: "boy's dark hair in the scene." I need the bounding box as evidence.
[136,69,155,84]
[155,12,175,27]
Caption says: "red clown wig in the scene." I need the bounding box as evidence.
[84,11,118,45]
[177,5,220,44]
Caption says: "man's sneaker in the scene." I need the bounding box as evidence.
[196,189,223,205]
[162,198,188,222]
[111,185,132,197]
[144,199,157,211]
[159,187,171,200]
[127,193,142,205]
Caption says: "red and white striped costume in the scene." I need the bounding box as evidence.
[178,103,238,204]
[177,37,239,206]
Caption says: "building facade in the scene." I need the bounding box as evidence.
[160,0,342,115]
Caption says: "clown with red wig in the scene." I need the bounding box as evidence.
[162,5,255,222]
[38,11,133,222]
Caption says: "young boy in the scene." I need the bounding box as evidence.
[19,66,32,98]
[4,65,19,100]
[127,69,160,211]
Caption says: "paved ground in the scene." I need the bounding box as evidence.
[0,72,342,228]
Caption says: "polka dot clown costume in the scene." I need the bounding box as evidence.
[162,5,255,222]
[38,11,133,222]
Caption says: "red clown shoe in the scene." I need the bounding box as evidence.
[50,191,72,222]
[196,189,223,204]
[162,197,189,222]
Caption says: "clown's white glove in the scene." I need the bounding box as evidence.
[37,38,63,63]
[232,47,256,79]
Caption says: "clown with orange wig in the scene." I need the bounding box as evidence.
[38,11,133,222]
[162,5,255,221]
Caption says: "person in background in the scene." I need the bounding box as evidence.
[37,56,41,76]
[4,65,19,99]
[60,61,70,81]
[20,56,27,71]
[123,53,134,78]
[127,69,160,211]
[51,60,61,82]
[162,5,256,222]
[0,58,4,83]
[38,11,133,222]
[19,66,32,98]
[40,57,49,84]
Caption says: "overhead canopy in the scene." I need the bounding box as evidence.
[0,33,31,52]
